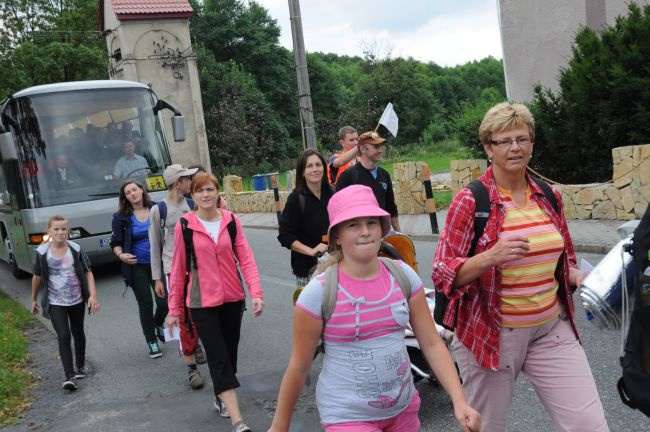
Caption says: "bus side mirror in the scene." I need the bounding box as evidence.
[171,115,185,142]
[0,132,17,161]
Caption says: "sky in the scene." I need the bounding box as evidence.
[254,0,503,66]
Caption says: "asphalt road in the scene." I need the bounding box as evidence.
[1,228,648,431]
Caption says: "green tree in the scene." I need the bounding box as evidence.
[532,3,650,183]
[0,0,106,97]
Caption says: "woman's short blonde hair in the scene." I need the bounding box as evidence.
[479,102,535,146]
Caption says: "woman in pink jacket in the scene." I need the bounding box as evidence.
[166,172,264,432]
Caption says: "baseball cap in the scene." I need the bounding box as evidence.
[163,164,199,186]
[357,131,386,146]
[327,185,391,248]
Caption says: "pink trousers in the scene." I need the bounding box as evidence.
[453,316,609,432]
[321,391,421,432]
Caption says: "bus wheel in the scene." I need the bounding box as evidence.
[9,253,29,279]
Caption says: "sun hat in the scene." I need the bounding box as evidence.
[163,164,199,186]
[357,131,386,147]
[327,185,391,247]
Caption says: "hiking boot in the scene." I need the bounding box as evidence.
[156,326,166,344]
[62,377,78,391]
[232,420,252,432]
[187,369,204,390]
[74,367,87,379]
[194,344,207,365]
[213,396,231,418]
[148,341,162,359]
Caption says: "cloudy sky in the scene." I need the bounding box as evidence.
[255,0,503,66]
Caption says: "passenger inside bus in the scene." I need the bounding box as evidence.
[49,153,79,188]
[113,138,150,179]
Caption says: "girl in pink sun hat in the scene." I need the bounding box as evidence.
[269,185,480,432]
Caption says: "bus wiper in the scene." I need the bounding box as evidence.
[87,192,119,197]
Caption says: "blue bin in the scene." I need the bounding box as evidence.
[252,174,266,191]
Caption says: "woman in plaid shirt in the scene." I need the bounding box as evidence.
[432,102,608,432]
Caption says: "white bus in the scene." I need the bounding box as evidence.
[0,80,185,278]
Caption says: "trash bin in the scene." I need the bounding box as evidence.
[252,174,266,191]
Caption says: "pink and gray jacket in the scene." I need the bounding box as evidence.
[168,210,262,317]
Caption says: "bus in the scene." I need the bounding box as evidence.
[0,80,185,278]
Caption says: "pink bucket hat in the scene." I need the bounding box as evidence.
[327,185,391,247]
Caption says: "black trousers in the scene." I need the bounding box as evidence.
[49,302,86,379]
[132,264,167,343]
[191,301,244,395]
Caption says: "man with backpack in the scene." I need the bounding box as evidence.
[148,164,206,390]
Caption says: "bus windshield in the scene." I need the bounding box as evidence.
[5,87,171,208]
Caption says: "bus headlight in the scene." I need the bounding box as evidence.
[69,229,81,239]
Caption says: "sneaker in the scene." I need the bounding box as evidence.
[213,396,231,418]
[194,345,207,365]
[148,341,162,359]
[74,367,87,379]
[187,369,204,390]
[156,326,166,344]
[62,377,78,391]
[231,420,252,432]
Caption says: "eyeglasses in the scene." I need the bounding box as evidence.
[490,137,532,148]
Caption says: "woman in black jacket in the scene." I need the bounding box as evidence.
[110,179,167,359]
[278,149,334,294]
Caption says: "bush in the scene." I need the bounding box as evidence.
[532,3,650,183]
[453,87,504,157]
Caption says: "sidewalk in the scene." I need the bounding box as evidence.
[238,211,624,254]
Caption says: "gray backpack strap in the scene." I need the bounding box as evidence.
[379,257,412,300]
[321,265,339,323]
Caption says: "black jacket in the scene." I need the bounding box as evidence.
[336,163,398,217]
[277,185,333,278]
[110,204,154,287]
[32,240,91,319]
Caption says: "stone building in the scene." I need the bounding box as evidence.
[498,0,645,102]
[98,0,210,169]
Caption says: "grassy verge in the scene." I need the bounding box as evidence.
[0,291,35,426]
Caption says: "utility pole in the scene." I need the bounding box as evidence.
[288,0,317,149]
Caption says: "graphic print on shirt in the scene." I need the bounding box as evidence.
[47,249,82,306]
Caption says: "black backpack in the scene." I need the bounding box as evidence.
[617,206,650,417]
[178,215,239,335]
[433,177,558,331]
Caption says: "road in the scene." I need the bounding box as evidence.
[1,228,647,431]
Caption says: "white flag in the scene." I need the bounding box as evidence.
[378,102,399,137]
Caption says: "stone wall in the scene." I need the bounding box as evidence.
[450,160,488,196]
[448,145,650,220]
[558,144,650,220]
[392,162,426,215]
[222,175,290,212]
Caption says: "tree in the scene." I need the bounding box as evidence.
[532,3,650,183]
[0,0,106,97]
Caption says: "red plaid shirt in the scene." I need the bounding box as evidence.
[432,166,579,371]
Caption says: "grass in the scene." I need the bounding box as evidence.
[0,291,35,426]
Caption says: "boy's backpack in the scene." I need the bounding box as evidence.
[321,257,412,323]
[617,206,650,417]
[178,214,239,334]
[433,176,558,331]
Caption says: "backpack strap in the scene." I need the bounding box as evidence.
[530,176,558,214]
[321,258,412,325]
[185,197,195,210]
[157,201,167,232]
[298,192,306,216]
[227,216,237,252]
[179,217,195,335]
[466,179,491,256]
[379,257,411,300]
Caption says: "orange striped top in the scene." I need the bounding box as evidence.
[498,186,564,328]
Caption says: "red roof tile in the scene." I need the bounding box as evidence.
[112,0,193,19]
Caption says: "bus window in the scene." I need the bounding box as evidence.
[4,87,171,208]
